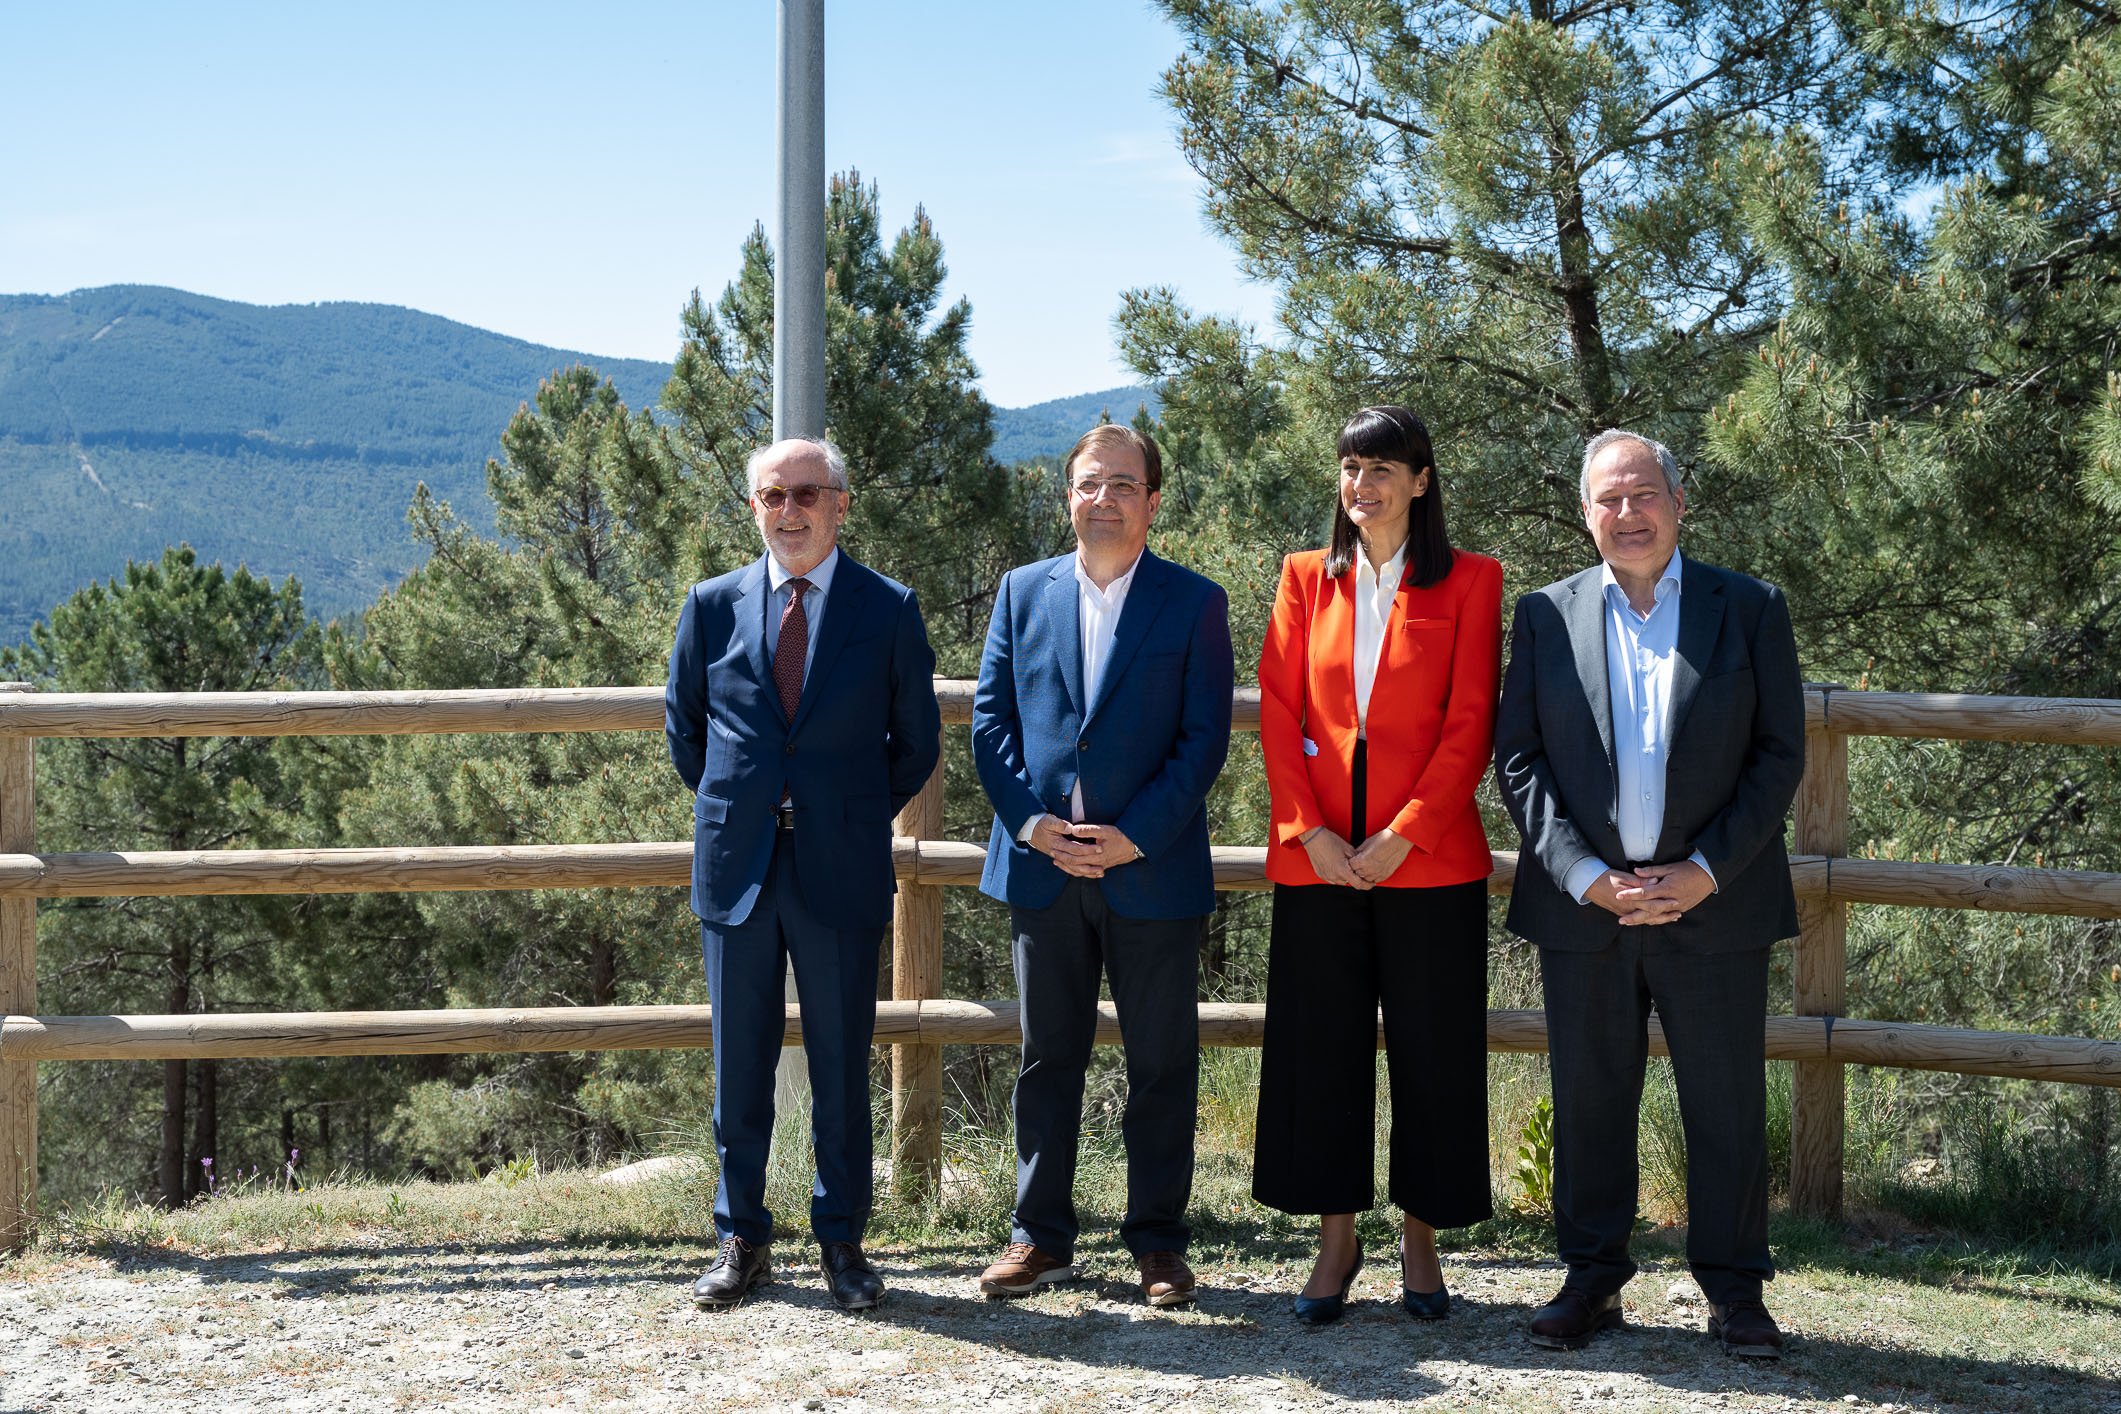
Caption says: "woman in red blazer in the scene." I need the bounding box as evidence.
[1253,405,1501,1325]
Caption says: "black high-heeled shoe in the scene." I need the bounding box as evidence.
[1398,1234,1449,1321]
[1293,1247,1364,1325]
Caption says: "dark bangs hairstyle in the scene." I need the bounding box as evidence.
[1325,405,1455,585]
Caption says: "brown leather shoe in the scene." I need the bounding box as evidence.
[1708,1298,1785,1358]
[1527,1285,1626,1349]
[978,1242,1075,1298]
[1139,1250,1196,1307]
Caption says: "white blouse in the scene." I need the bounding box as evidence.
[1351,540,1408,739]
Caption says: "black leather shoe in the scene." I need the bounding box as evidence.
[821,1241,884,1312]
[692,1234,771,1307]
[1293,1248,1363,1325]
[1708,1298,1784,1358]
[1527,1285,1625,1349]
[1399,1236,1449,1320]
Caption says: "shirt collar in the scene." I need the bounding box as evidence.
[768,546,840,596]
[1074,548,1145,604]
[1599,550,1682,610]
[1354,539,1410,591]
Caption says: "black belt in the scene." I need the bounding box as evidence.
[774,803,797,831]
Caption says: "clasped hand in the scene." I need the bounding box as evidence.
[1586,860,1714,925]
[1300,825,1413,890]
[1027,816,1140,878]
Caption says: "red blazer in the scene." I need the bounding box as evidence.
[1258,547,1502,889]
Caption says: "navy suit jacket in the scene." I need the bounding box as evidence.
[972,548,1234,920]
[665,552,941,930]
[1495,557,1805,953]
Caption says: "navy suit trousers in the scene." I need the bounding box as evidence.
[1009,879,1200,1261]
[1540,934,1774,1305]
[702,831,881,1246]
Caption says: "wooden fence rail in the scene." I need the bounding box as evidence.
[9,680,2121,743]
[3,678,2121,1247]
[3,844,2120,917]
[6,1005,2118,1087]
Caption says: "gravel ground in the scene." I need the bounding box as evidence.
[4,1235,2118,1413]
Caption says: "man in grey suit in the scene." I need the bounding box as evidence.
[1496,429,1804,1357]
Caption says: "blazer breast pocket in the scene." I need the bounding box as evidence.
[1140,650,1186,677]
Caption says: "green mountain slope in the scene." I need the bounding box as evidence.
[990,384,1161,463]
[0,286,672,640]
[0,285,1156,643]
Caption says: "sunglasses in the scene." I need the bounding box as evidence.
[755,484,839,510]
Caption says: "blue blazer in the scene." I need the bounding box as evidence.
[972,548,1234,920]
[665,552,941,930]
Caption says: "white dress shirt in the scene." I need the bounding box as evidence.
[1562,552,1717,903]
[1019,548,1143,838]
[763,546,839,684]
[1352,539,1408,739]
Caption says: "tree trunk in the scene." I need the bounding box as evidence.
[1533,0,1614,427]
[589,934,618,1009]
[158,1059,187,1208]
[1199,902,1233,1000]
[157,933,194,1208]
[188,1059,219,1198]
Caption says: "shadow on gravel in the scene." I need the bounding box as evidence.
[104,1240,2121,1412]
[838,1252,2121,1414]
[113,1241,712,1298]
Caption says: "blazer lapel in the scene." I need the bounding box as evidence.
[1317,562,1356,724]
[1046,557,1085,721]
[736,557,780,724]
[1087,550,1170,724]
[788,556,865,737]
[1567,567,1616,766]
[1665,557,1725,745]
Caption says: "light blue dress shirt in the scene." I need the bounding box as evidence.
[764,546,839,684]
[1562,552,1718,904]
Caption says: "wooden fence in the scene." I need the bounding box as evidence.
[3,678,2121,1249]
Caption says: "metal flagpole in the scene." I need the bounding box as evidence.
[772,0,826,1117]
[773,0,826,442]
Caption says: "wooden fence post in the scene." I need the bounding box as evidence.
[1791,684,1848,1220]
[890,736,946,1199]
[0,683,36,1251]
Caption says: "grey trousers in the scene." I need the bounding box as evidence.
[1009,878,1201,1261]
[1539,933,1774,1305]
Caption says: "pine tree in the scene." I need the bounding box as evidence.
[1122,0,1887,596]
[1,549,341,1206]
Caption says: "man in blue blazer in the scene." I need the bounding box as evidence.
[665,436,940,1312]
[970,424,1234,1308]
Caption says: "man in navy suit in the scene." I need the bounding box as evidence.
[970,424,1234,1307]
[665,435,941,1312]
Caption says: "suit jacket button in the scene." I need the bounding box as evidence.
[784,744,797,755]
[1077,738,1089,751]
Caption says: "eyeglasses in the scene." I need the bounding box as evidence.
[1069,478,1147,501]
[755,484,839,510]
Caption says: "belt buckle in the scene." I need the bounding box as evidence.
[775,804,797,832]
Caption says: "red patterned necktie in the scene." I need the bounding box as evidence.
[773,578,811,720]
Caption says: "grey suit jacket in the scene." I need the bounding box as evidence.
[1496,557,1805,953]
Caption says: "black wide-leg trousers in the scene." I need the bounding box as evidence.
[1252,875,1493,1229]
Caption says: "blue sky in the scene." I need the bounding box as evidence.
[3,1,1276,407]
